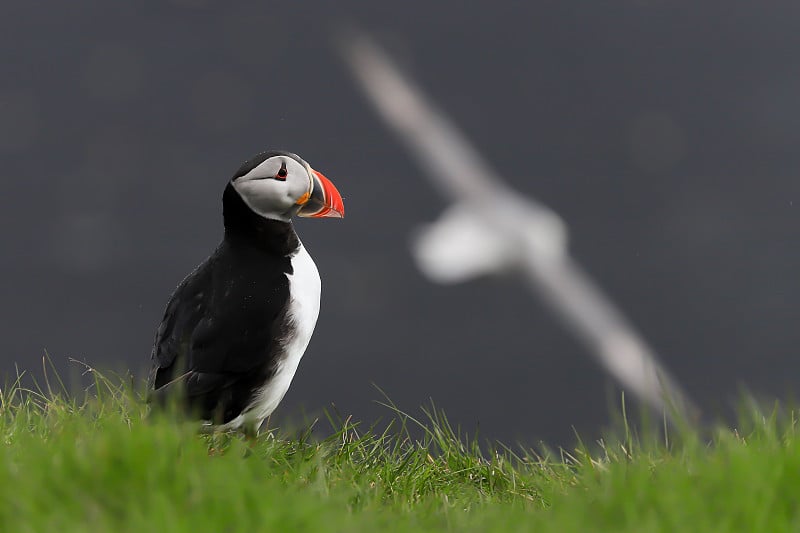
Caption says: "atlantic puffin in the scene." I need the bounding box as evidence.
[148,150,344,436]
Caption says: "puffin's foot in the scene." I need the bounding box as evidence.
[242,423,259,454]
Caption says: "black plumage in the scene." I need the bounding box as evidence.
[149,180,301,425]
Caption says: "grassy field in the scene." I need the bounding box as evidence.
[0,370,798,532]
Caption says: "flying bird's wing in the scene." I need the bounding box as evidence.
[340,33,698,422]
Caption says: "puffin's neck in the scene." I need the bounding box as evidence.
[222,183,300,255]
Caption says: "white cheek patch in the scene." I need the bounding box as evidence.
[232,179,293,222]
[239,158,279,181]
[232,156,312,222]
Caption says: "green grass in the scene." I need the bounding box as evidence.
[1,369,799,532]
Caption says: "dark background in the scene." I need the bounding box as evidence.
[3,1,799,446]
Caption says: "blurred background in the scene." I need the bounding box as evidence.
[2,1,800,446]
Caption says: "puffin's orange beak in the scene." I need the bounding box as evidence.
[296,169,345,218]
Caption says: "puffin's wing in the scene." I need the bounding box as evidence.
[188,255,291,371]
[149,260,213,391]
[150,255,291,411]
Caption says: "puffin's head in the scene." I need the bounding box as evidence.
[230,150,345,222]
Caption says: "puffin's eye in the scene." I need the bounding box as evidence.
[275,162,288,181]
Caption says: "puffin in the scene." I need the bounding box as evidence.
[148,150,344,436]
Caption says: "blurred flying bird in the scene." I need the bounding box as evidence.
[340,34,697,422]
[149,150,344,436]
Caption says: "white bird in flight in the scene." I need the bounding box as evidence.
[340,33,697,423]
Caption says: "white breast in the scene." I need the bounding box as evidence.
[244,242,321,427]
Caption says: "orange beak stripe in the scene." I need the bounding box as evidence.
[296,191,311,205]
